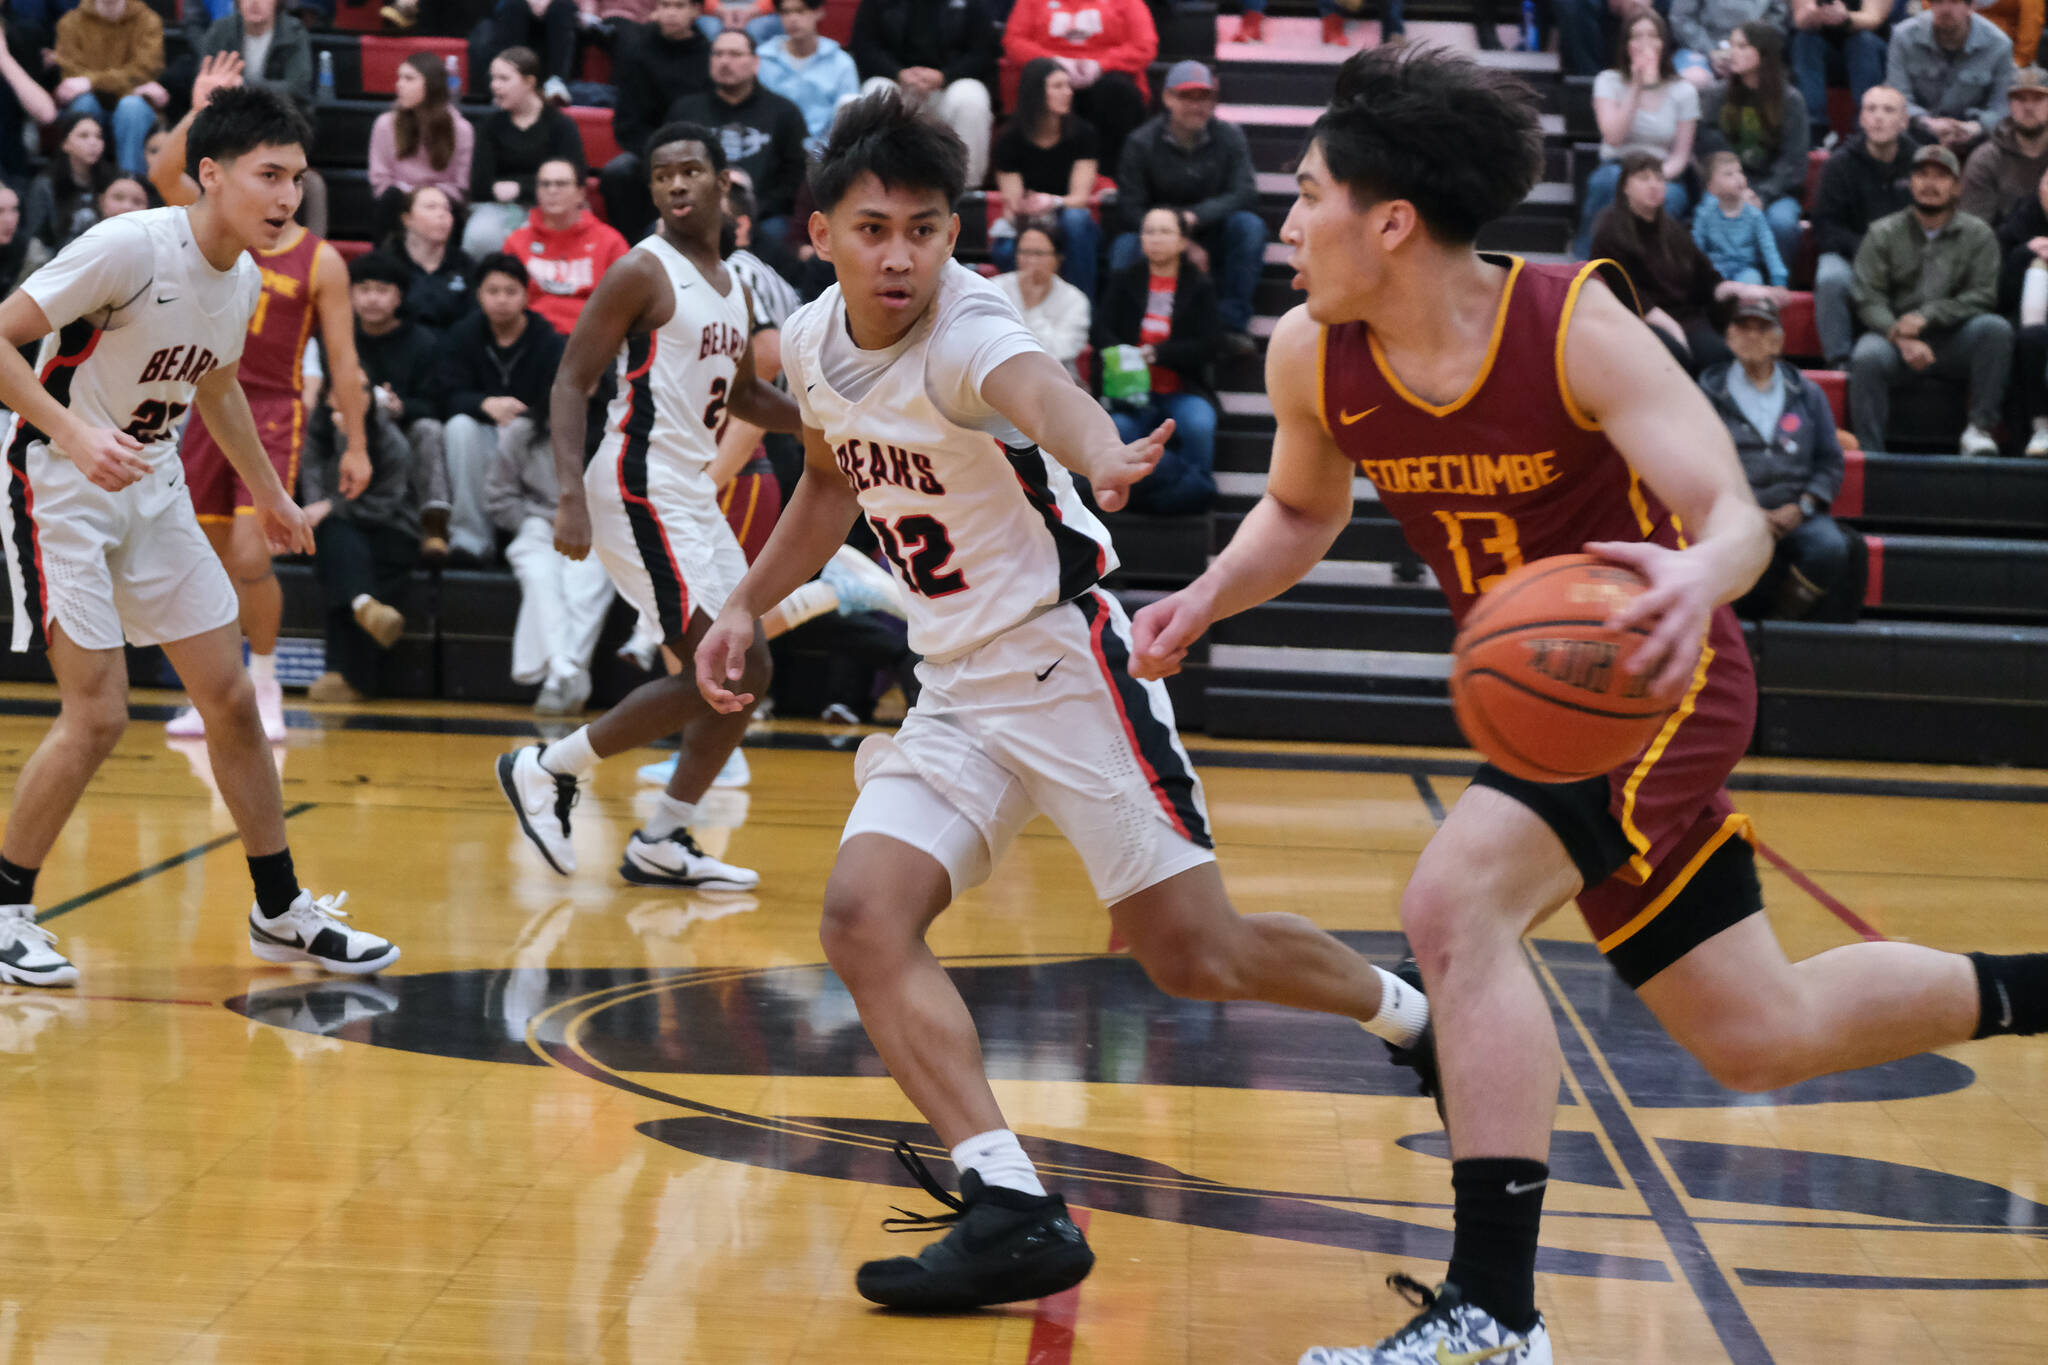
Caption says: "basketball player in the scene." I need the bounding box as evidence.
[0,87,400,986]
[149,53,371,742]
[692,91,1430,1311]
[1131,46,2048,1364]
[495,122,801,891]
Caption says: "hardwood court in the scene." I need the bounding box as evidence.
[0,684,2043,1364]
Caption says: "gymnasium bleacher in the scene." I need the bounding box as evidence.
[4,4,2045,767]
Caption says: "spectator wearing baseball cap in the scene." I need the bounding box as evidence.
[1701,293,1857,620]
[1111,60,1264,356]
[1962,65,2048,227]
[1849,141,2012,454]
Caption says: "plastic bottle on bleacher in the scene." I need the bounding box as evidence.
[1521,0,1539,51]
[317,50,334,102]
[446,54,462,98]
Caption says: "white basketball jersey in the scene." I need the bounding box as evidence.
[598,234,752,473]
[11,207,260,466]
[784,263,1116,662]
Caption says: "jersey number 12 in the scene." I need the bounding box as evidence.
[868,514,967,598]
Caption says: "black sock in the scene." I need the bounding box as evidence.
[1446,1157,1547,1334]
[1970,952,2048,1038]
[248,849,300,920]
[0,856,36,906]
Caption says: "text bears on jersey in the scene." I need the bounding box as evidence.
[833,439,948,496]
[136,345,221,387]
[698,322,746,362]
[1355,451,1565,498]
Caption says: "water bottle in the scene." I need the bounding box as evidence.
[1520,0,1539,52]
[445,53,462,98]
[2023,259,2048,328]
[317,49,334,102]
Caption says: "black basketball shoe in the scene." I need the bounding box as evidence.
[855,1139,1095,1311]
[1381,956,1445,1126]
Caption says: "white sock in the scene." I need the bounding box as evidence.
[776,579,838,630]
[539,727,599,779]
[950,1128,1046,1197]
[643,793,696,840]
[1361,964,1430,1047]
[350,593,372,613]
[247,651,276,686]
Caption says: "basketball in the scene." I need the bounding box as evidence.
[1449,554,1675,784]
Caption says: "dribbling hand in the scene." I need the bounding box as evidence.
[694,609,756,714]
[1090,418,1172,513]
[1129,584,1214,680]
[68,426,151,492]
[553,498,592,560]
[1584,538,1713,703]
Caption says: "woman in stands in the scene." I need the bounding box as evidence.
[462,45,585,259]
[370,52,475,242]
[1591,150,1781,373]
[1092,206,1220,516]
[996,223,1091,379]
[1698,21,1811,271]
[991,57,1102,298]
[1577,8,1697,257]
[384,184,478,334]
[20,111,114,266]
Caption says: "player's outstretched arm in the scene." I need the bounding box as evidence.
[0,292,149,491]
[979,349,1167,511]
[194,364,313,554]
[1129,305,1354,680]
[1562,278,1772,699]
[312,241,372,497]
[696,424,863,713]
[549,251,671,559]
[149,52,244,209]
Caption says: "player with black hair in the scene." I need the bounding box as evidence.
[0,83,400,986]
[693,86,1430,1314]
[1133,43,2048,1364]
[496,120,802,891]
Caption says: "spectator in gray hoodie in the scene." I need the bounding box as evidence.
[1669,0,1789,87]
[1887,0,2013,151]
[487,405,616,717]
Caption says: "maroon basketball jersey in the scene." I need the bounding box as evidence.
[239,224,323,398]
[1321,257,1682,626]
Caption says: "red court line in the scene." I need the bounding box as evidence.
[1024,1207,1091,1365]
[1755,840,1887,942]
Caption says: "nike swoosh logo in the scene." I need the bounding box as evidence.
[1034,657,1064,682]
[1436,1341,1525,1365]
[155,295,177,305]
[1339,405,1379,426]
[1504,1179,1547,1196]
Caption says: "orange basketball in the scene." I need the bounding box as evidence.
[1449,554,1675,784]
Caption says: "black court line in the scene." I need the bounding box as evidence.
[1736,1269,2048,1292]
[7,697,2046,805]
[37,801,317,925]
[1409,772,1447,825]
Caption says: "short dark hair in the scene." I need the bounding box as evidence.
[187,85,312,178]
[492,46,541,84]
[349,250,411,289]
[1618,149,1664,184]
[809,87,966,215]
[1610,7,1677,85]
[1308,44,1543,246]
[646,121,726,171]
[475,251,529,289]
[711,27,756,53]
[776,0,824,10]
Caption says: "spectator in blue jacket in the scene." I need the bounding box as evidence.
[755,0,857,153]
[1694,150,1789,284]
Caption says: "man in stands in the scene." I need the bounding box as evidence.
[850,0,997,187]
[1813,84,1922,369]
[505,157,630,335]
[1962,65,2048,228]
[1113,61,1264,357]
[757,0,859,155]
[1000,0,1154,174]
[1887,0,2012,152]
[53,0,168,176]
[1849,143,2011,455]
[350,250,454,561]
[599,0,712,236]
[665,30,808,242]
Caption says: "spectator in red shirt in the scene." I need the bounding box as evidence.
[502,157,630,333]
[1000,0,1155,172]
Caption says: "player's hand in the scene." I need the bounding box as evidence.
[1584,539,1714,703]
[1089,418,1171,513]
[67,425,150,491]
[338,444,371,499]
[694,608,757,713]
[1129,584,1215,680]
[192,51,245,109]
[254,488,315,555]
[553,496,592,560]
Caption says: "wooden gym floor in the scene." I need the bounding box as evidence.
[0,682,2042,1364]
